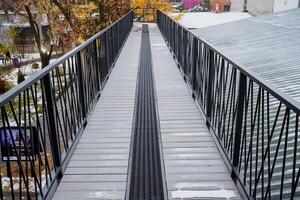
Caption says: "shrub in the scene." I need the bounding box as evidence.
[0,78,12,95]
[17,70,25,84]
[31,63,39,69]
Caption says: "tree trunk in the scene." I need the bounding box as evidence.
[51,0,79,28]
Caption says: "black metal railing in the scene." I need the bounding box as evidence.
[0,10,133,200]
[158,10,300,200]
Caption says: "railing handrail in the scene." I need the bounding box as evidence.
[0,9,134,200]
[0,9,135,107]
[157,10,300,115]
[158,10,300,199]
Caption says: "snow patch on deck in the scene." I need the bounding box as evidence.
[172,189,238,199]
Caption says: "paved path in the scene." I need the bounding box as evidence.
[53,23,240,200]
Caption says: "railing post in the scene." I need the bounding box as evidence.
[76,52,87,124]
[231,72,247,181]
[191,37,198,98]
[206,48,215,127]
[42,74,62,177]
[93,40,101,93]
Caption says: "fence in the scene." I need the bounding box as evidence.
[158,10,300,200]
[0,10,133,200]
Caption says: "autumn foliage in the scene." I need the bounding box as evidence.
[77,0,131,42]
[131,0,172,22]
[0,78,12,95]
[17,0,131,48]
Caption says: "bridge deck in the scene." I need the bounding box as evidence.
[53,24,240,200]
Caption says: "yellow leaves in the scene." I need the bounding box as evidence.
[172,13,185,22]
[71,3,97,20]
[17,0,132,47]
[131,0,148,8]
[131,0,172,22]
[131,0,172,12]
[77,36,85,44]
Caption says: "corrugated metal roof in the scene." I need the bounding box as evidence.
[193,8,300,101]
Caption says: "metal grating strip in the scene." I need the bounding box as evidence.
[126,24,167,200]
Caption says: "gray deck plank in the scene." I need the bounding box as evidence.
[149,24,241,200]
[52,24,141,200]
[53,23,242,200]
[54,191,125,200]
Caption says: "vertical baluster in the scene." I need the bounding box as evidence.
[76,52,87,124]
[231,72,247,181]
[191,37,198,98]
[93,40,101,93]
[42,72,62,178]
[206,48,215,127]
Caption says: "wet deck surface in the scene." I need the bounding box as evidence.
[53,24,240,200]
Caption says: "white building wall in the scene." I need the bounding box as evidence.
[246,0,274,15]
[246,0,299,15]
[273,0,299,12]
[230,0,245,11]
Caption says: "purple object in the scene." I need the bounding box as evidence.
[0,127,39,161]
[182,0,203,9]
[12,58,20,68]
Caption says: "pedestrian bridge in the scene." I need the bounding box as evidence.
[1,10,300,200]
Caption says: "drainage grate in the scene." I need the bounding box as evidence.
[126,24,167,200]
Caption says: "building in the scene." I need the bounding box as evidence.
[231,0,300,15]
[172,0,231,12]
[0,10,49,53]
[229,0,244,11]
[172,0,203,10]
[210,0,231,12]
[183,0,203,9]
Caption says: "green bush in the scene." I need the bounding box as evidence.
[17,70,25,84]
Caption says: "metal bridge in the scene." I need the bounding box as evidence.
[1,9,300,200]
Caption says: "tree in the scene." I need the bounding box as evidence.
[131,0,172,22]
[57,0,131,42]
[16,1,54,68]
[42,0,131,44]
[7,26,23,57]
[0,0,18,21]
[25,5,53,68]
[85,0,131,39]
[16,0,132,69]
[50,0,80,28]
